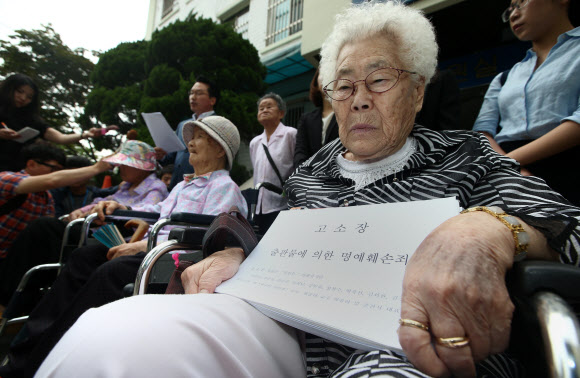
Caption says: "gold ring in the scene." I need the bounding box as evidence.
[436,336,470,348]
[399,318,430,332]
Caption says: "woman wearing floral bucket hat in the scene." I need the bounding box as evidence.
[0,117,248,377]
[66,140,168,222]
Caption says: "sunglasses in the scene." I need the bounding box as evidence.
[35,160,63,172]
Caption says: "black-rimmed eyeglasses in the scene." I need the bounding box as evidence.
[34,160,63,172]
[323,67,417,101]
[501,0,531,22]
[189,90,209,97]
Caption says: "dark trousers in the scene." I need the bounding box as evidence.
[0,217,66,307]
[500,141,580,206]
[0,244,145,378]
[254,211,280,235]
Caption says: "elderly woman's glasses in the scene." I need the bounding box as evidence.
[323,67,417,101]
[501,0,531,22]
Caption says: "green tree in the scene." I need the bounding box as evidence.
[0,24,95,134]
[84,14,267,182]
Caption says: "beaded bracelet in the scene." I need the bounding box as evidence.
[461,206,529,261]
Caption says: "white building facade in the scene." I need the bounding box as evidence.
[145,0,467,128]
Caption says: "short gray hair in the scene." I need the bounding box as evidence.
[319,1,438,87]
[257,92,287,113]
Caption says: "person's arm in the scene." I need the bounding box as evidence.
[398,210,556,377]
[43,125,118,145]
[43,127,96,144]
[181,248,246,294]
[507,120,580,166]
[15,160,111,194]
[472,74,503,137]
[106,240,149,260]
[480,131,508,155]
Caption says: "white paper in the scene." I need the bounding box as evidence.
[14,127,40,143]
[141,112,186,153]
[217,197,461,352]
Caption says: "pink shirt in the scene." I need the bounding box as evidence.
[249,122,296,214]
[78,173,168,214]
[136,170,247,243]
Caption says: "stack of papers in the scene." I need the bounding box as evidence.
[216,197,462,352]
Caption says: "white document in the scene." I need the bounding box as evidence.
[14,127,40,143]
[217,197,461,352]
[141,112,186,153]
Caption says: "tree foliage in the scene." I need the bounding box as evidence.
[85,15,267,140]
[83,15,267,183]
[0,24,95,132]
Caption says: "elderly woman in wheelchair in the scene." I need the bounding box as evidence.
[0,116,247,377]
[26,3,580,378]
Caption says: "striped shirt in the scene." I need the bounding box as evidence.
[0,171,55,258]
[285,125,580,377]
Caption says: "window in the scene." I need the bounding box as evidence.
[162,0,174,17]
[233,9,250,40]
[265,0,303,46]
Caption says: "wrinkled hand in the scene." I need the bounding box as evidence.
[92,200,127,223]
[0,128,20,140]
[181,248,245,294]
[154,147,167,161]
[68,209,86,222]
[107,240,147,260]
[398,212,515,377]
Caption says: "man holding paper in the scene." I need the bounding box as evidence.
[154,75,218,191]
[34,2,580,378]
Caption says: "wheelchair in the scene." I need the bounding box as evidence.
[0,182,276,351]
[133,225,580,378]
[0,210,160,346]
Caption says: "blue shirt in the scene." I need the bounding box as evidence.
[473,27,580,144]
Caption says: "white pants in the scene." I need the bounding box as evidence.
[35,294,306,378]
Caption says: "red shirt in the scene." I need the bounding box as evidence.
[0,171,55,258]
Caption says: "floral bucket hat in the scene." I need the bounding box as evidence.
[102,140,157,171]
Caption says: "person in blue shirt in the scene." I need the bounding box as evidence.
[473,0,580,205]
[154,75,219,191]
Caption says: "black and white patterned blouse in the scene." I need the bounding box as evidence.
[285,125,580,377]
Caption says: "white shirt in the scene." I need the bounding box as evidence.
[249,122,297,214]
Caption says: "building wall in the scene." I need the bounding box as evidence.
[147,0,272,59]
[146,0,220,41]
[302,0,350,65]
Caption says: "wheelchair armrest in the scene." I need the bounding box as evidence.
[507,261,580,378]
[168,227,207,244]
[169,212,216,225]
[507,260,580,301]
[108,209,160,222]
[2,263,62,319]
